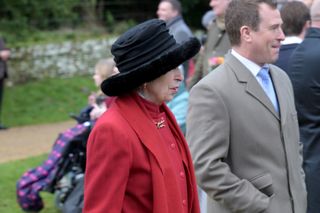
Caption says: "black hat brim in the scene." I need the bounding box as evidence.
[101,37,200,96]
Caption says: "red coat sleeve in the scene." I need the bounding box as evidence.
[84,120,132,212]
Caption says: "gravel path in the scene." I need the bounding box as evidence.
[0,120,76,164]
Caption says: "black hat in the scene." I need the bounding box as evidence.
[101,19,200,96]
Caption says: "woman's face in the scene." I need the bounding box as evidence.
[144,67,183,105]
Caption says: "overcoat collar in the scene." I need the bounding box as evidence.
[226,53,281,120]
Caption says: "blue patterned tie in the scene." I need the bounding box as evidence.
[257,66,279,112]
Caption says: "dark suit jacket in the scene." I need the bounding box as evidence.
[187,52,307,212]
[287,27,320,213]
[274,43,299,72]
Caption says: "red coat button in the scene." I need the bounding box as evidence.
[179,171,185,178]
[182,199,187,206]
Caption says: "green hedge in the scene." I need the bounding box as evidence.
[0,0,86,45]
[0,0,210,47]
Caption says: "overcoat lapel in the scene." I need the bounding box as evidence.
[227,53,280,120]
[269,68,287,124]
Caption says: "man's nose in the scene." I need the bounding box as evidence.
[278,27,285,41]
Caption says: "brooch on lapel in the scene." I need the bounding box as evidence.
[154,118,165,129]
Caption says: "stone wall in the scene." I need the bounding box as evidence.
[7,37,116,84]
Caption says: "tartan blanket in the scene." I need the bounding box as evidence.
[16,123,89,211]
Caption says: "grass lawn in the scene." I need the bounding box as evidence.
[2,75,96,127]
[0,154,60,213]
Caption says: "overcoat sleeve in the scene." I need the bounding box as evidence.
[84,122,132,212]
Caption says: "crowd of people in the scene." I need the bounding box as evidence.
[9,0,320,212]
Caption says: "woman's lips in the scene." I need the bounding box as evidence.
[170,87,179,93]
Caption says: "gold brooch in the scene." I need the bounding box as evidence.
[154,118,165,129]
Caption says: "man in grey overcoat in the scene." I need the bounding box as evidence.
[187,0,307,212]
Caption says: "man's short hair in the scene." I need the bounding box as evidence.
[225,0,277,46]
[280,1,310,36]
[160,0,182,14]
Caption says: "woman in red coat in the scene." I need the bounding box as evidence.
[84,19,201,213]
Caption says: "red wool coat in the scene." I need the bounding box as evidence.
[84,93,200,213]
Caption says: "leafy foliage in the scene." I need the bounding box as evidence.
[0,0,86,45]
[0,0,80,29]
[0,0,210,46]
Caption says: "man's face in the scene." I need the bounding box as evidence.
[157,1,178,22]
[249,3,285,65]
[209,0,230,17]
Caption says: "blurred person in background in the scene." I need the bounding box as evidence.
[0,38,10,130]
[89,58,117,121]
[287,0,320,212]
[189,0,231,89]
[274,1,310,71]
[71,58,117,123]
[157,0,194,82]
[157,0,193,44]
[201,10,215,30]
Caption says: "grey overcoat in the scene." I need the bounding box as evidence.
[187,53,307,213]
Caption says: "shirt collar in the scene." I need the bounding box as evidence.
[281,36,302,45]
[231,49,267,77]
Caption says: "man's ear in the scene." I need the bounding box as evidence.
[240,26,252,43]
[300,20,311,39]
[172,10,179,17]
[304,20,311,30]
